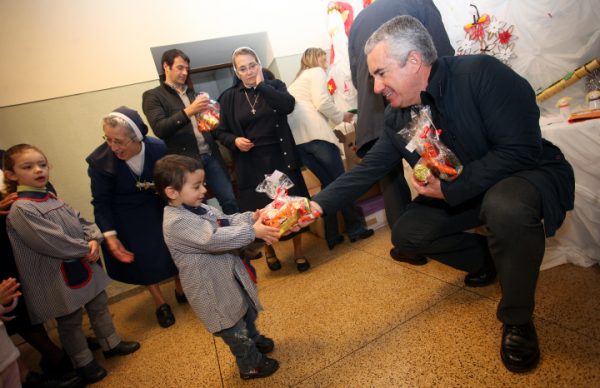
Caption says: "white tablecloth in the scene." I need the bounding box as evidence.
[540,118,600,269]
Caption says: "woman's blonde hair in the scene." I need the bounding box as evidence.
[295,48,327,79]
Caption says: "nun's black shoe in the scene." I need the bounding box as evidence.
[103,341,141,359]
[294,257,311,272]
[349,229,375,243]
[175,290,188,304]
[464,265,496,287]
[327,235,344,250]
[389,248,428,266]
[76,360,107,384]
[501,322,540,373]
[265,251,282,271]
[254,335,275,354]
[240,357,280,380]
[156,303,175,328]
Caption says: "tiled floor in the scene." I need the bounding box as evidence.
[17,227,600,387]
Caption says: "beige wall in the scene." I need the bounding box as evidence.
[0,81,158,219]
[0,0,334,107]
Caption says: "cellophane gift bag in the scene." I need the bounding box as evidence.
[256,170,320,236]
[197,99,220,132]
[398,106,463,183]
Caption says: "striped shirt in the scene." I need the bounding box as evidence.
[7,197,110,324]
[162,204,261,333]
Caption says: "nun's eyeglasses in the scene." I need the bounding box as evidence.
[103,135,134,148]
[237,62,258,75]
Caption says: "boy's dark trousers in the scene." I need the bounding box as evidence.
[215,305,263,372]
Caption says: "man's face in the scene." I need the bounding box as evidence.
[367,41,422,108]
[164,56,189,87]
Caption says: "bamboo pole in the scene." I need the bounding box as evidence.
[536,57,600,103]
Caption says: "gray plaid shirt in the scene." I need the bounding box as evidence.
[162,204,261,333]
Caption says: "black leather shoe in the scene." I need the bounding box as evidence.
[103,341,140,359]
[294,256,311,272]
[464,265,496,287]
[175,290,188,304]
[39,353,73,378]
[327,235,344,250]
[248,251,263,260]
[254,335,275,354]
[265,251,282,271]
[156,303,175,328]
[501,322,540,373]
[389,248,428,266]
[349,229,375,243]
[240,356,280,380]
[76,360,107,384]
[24,370,86,388]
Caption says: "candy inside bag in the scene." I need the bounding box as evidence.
[256,170,320,236]
[399,106,463,182]
[197,100,220,132]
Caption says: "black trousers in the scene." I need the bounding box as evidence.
[391,177,544,325]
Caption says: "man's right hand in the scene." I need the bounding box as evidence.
[235,137,255,152]
[105,235,135,263]
[296,201,322,229]
[184,93,210,117]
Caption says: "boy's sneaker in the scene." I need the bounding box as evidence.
[240,357,279,380]
[254,336,275,354]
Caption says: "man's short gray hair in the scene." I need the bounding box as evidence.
[364,15,437,66]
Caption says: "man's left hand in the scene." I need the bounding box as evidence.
[410,174,445,200]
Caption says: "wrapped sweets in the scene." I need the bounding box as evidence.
[197,100,220,132]
[256,170,320,236]
[399,106,463,182]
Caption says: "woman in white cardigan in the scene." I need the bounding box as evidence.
[288,48,374,250]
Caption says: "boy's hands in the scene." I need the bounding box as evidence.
[253,213,280,245]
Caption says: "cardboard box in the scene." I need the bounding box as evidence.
[357,195,387,230]
[333,126,362,171]
[364,209,387,230]
[301,168,321,197]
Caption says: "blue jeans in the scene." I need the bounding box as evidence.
[297,140,366,243]
[201,153,239,214]
[214,305,263,373]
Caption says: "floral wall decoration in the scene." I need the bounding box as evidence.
[456,4,517,65]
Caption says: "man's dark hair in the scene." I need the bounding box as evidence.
[154,154,203,202]
[161,49,190,69]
